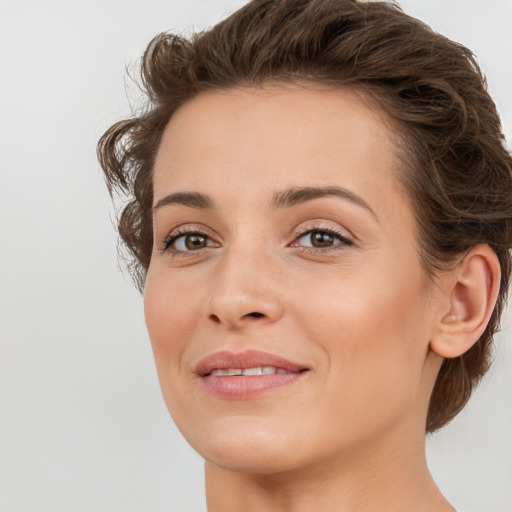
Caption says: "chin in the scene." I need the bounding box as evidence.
[204,447,300,475]
[180,415,310,474]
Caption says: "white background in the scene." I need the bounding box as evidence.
[1,1,511,511]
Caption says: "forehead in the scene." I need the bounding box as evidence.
[153,83,409,219]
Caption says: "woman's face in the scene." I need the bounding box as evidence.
[145,85,443,474]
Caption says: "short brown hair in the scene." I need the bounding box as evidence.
[97,0,512,432]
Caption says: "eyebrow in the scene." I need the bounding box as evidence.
[153,186,378,220]
[271,186,378,219]
[153,191,214,211]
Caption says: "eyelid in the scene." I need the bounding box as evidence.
[158,221,354,256]
[289,222,355,251]
[293,221,354,241]
[160,224,220,254]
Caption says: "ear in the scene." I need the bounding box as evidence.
[430,244,501,358]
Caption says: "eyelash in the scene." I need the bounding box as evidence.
[160,225,353,257]
[291,225,354,254]
[161,227,218,257]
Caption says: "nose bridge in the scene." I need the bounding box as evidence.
[205,231,283,327]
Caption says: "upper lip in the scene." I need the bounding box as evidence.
[194,349,309,377]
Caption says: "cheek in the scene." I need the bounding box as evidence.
[143,270,200,401]
[295,265,431,410]
[144,265,202,339]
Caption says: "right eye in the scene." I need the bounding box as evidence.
[163,230,219,255]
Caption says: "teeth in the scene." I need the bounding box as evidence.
[210,366,288,376]
[242,367,262,375]
[211,368,243,376]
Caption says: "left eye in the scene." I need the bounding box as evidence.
[296,230,348,248]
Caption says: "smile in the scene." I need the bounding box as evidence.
[209,366,293,376]
[195,350,309,398]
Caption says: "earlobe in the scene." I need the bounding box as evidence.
[430,244,501,359]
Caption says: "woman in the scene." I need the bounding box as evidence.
[98,0,512,510]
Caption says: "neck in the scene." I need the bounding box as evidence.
[204,426,455,512]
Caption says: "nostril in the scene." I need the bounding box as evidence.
[207,311,267,325]
[209,314,221,324]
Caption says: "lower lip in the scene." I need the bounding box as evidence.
[201,373,305,399]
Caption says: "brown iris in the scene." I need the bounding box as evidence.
[185,234,208,250]
[310,231,336,248]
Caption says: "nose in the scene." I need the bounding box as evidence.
[204,245,284,330]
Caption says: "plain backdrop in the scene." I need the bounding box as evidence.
[1,1,511,511]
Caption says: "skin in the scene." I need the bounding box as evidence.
[144,84,458,511]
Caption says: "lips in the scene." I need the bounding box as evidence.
[195,349,307,376]
[195,350,309,398]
